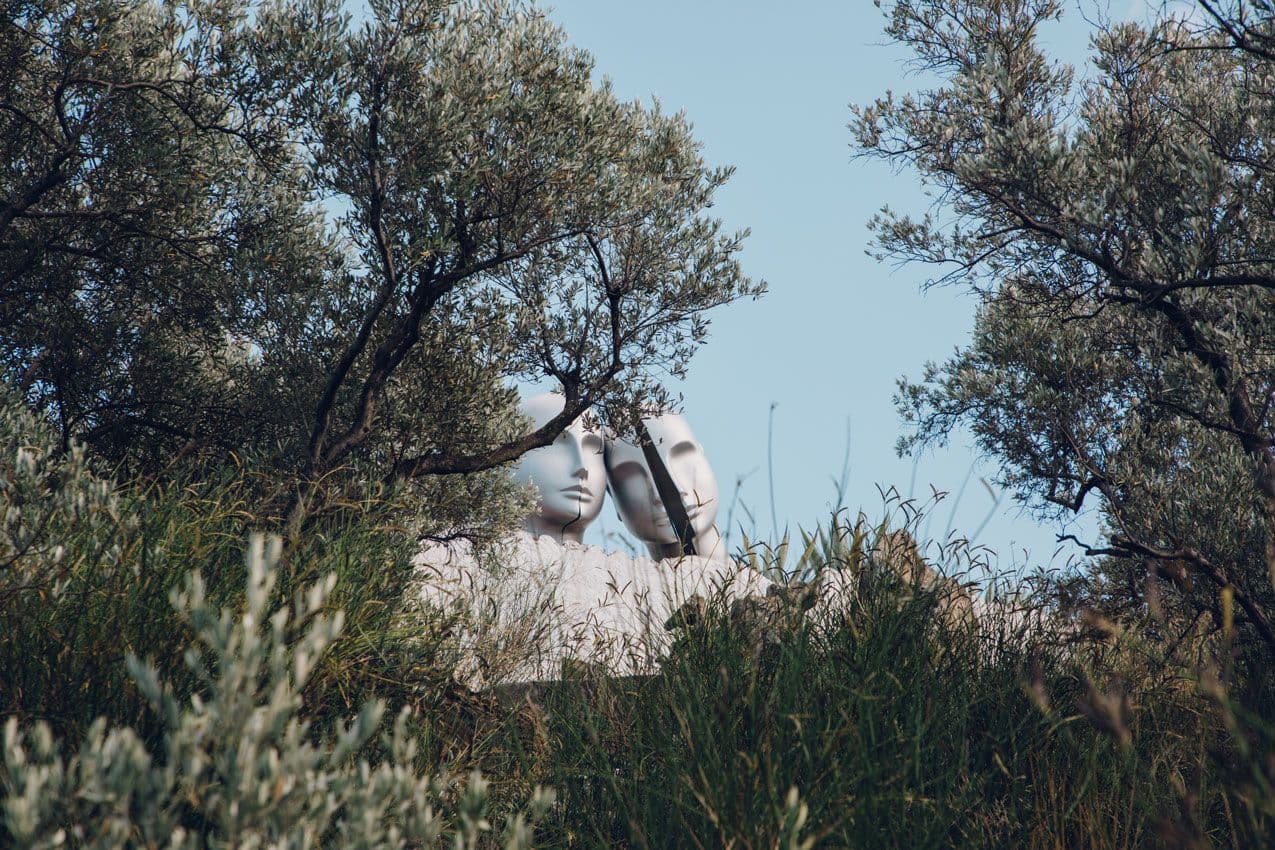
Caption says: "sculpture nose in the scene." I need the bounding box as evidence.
[670,475,693,505]
[566,435,587,479]
[652,488,694,515]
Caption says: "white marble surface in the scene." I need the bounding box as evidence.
[414,532,773,686]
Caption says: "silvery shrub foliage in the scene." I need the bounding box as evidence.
[0,386,133,607]
[2,532,553,848]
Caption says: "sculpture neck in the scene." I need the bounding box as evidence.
[646,525,726,562]
[524,515,585,545]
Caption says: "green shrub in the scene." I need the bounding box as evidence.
[2,533,552,849]
[0,383,472,753]
[0,385,135,611]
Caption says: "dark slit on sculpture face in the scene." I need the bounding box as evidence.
[637,421,696,557]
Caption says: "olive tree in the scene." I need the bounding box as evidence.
[255,0,760,517]
[854,0,1275,650]
[2,0,762,528]
[1,0,329,470]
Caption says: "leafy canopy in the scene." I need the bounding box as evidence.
[1,0,762,527]
[854,0,1275,650]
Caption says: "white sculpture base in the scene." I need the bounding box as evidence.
[414,532,772,688]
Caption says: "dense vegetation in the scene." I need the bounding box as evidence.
[4,0,1275,847]
[857,0,1275,655]
[3,385,1273,848]
[1,0,762,532]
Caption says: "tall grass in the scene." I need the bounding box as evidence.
[0,466,467,750]
[475,515,1274,848]
[1,398,1272,847]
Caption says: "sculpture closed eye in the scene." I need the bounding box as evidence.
[510,392,607,544]
[604,410,726,562]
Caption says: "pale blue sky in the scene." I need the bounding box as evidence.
[534,0,1119,568]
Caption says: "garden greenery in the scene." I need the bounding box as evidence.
[855,0,1275,655]
[3,0,1275,846]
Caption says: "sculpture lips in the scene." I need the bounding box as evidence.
[561,484,592,499]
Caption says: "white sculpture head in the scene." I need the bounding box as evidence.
[604,410,725,561]
[510,392,606,544]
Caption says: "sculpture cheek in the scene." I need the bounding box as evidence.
[607,468,657,539]
[619,476,651,521]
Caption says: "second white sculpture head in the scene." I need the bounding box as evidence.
[604,411,725,561]
[511,392,606,544]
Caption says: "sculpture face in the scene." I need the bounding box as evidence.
[604,412,720,547]
[511,393,606,541]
